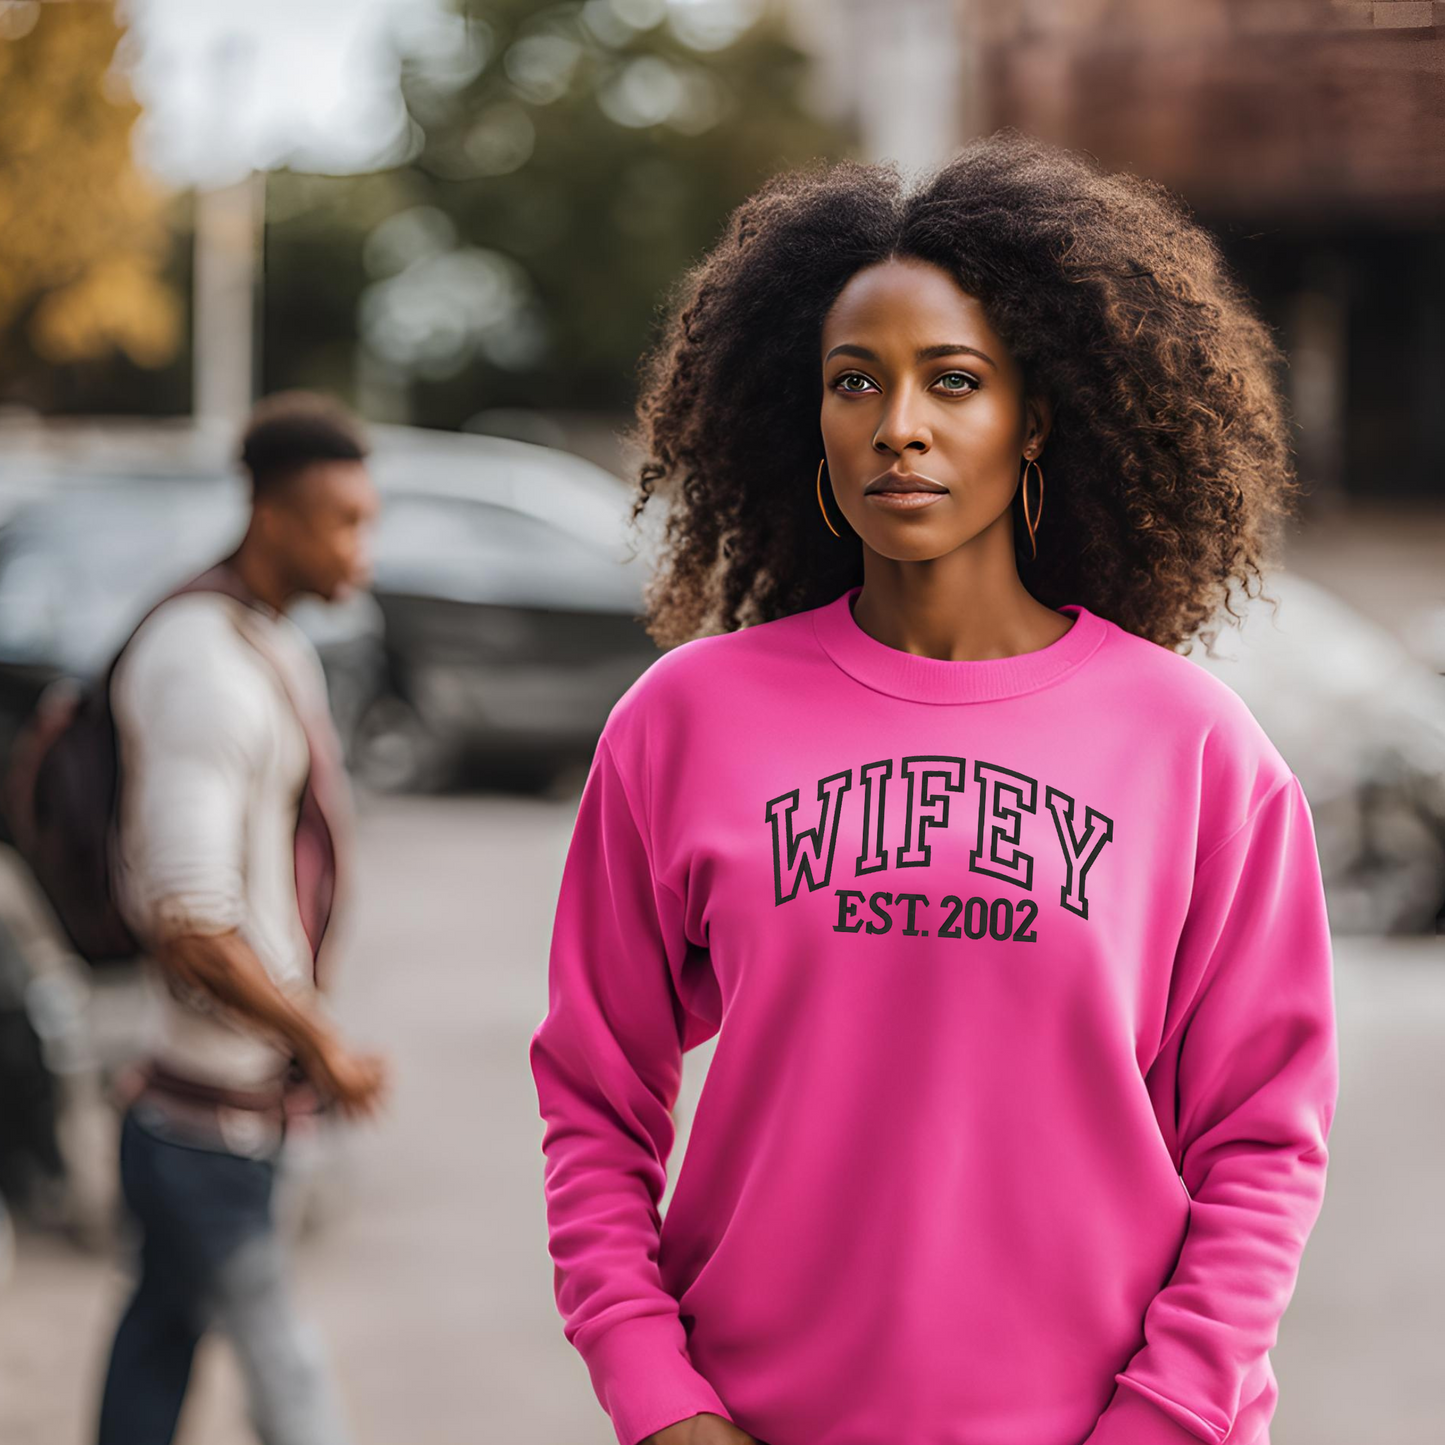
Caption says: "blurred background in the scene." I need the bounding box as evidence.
[0,1,1441,1442]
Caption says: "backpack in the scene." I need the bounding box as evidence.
[1,561,339,972]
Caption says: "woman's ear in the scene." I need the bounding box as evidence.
[1024,393,1053,458]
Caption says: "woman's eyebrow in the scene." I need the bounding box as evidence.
[824,342,997,368]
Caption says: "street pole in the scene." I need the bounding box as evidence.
[191,31,261,444]
[192,168,262,440]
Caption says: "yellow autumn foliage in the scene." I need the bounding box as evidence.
[0,0,181,369]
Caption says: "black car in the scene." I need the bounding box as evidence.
[356,488,655,790]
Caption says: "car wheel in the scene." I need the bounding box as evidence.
[349,695,444,793]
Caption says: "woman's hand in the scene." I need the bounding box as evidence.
[640,1411,762,1445]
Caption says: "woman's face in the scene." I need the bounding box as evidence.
[818,255,1049,562]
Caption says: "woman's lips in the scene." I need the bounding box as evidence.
[865,488,947,510]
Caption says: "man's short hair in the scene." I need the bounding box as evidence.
[238,390,370,496]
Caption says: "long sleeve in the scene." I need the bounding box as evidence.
[111,613,267,942]
[528,732,733,1445]
[1083,774,1340,1445]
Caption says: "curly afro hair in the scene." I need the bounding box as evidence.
[624,130,1299,654]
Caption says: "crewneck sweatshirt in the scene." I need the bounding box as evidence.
[529,584,1339,1445]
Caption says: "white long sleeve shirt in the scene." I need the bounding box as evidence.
[110,589,334,1092]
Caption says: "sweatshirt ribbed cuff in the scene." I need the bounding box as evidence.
[1081,1379,1218,1445]
[578,1312,733,1445]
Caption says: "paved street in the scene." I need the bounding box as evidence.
[0,788,1441,1445]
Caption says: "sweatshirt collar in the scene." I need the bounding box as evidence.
[811,584,1109,704]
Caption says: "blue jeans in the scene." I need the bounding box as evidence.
[96,1105,353,1445]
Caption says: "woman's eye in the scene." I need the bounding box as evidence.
[935,371,978,394]
[832,371,977,395]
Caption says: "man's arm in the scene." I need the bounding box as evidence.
[151,926,387,1116]
[112,600,387,1114]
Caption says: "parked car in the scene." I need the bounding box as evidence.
[353,489,653,790]
[0,423,663,796]
[1185,568,1445,935]
[350,423,662,791]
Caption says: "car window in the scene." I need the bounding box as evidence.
[0,478,639,669]
[0,482,245,670]
[372,494,615,597]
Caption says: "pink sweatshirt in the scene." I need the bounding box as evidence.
[529,584,1338,1445]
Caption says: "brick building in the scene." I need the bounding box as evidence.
[787,0,1445,500]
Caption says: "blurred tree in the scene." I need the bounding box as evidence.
[0,0,183,408]
[263,0,852,429]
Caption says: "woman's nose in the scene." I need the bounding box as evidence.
[872,391,931,455]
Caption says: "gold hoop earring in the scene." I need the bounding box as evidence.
[817,458,843,538]
[1021,457,1045,561]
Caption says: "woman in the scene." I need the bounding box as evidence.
[529,132,1338,1445]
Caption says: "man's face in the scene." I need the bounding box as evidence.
[260,459,381,602]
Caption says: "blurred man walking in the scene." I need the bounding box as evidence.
[94,391,389,1445]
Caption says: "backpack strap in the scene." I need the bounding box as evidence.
[115,556,349,985]
[211,593,352,989]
